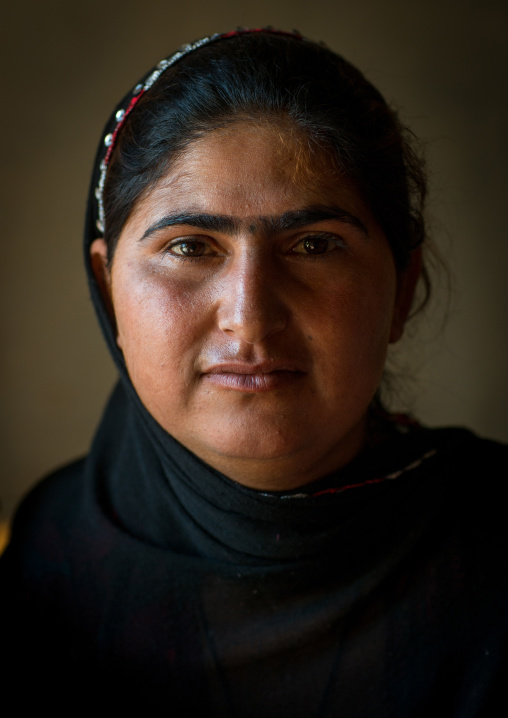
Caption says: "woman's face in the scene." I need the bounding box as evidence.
[91,122,418,490]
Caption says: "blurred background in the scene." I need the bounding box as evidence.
[1,0,507,545]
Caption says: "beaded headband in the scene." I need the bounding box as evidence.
[94,28,304,234]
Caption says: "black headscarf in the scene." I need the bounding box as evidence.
[2,30,507,717]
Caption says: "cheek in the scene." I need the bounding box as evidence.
[310,262,397,386]
[319,264,396,342]
[112,263,208,386]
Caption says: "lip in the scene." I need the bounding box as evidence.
[202,361,306,393]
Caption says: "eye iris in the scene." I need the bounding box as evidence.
[304,236,329,254]
[179,241,204,256]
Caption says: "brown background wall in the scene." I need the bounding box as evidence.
[1,0,507,524]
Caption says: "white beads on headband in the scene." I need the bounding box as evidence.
[95,33,222,233]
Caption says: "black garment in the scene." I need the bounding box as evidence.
[1,386,507,716]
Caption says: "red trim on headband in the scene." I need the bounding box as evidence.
[104,90,146,166]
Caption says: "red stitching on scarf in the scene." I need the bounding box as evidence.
[312,477,387,497]
[310,448,437,497]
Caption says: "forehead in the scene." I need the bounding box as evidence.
[130,121,372,228]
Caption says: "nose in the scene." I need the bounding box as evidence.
[217,253,289,343]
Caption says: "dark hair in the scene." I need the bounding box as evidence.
[104,32,427,281]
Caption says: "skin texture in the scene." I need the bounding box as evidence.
[91,122,420,491]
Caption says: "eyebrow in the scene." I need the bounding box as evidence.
[140,204,369,240]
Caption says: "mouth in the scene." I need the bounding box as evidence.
[202,361,306,393]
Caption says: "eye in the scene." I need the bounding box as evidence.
[291,233,346,256]
[165,238,215,257]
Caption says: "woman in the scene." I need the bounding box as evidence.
[2,28,507,715]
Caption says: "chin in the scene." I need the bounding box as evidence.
[194,427,304,463]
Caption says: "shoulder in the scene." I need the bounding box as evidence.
[8,457,88,540]
[446,426,508,458]
[370,424,508,552]
[416,428,508,579]
[1,458,89,579]
[428,426,508,489]
[402,424,508,475]
[367,421,508,490]
[410,426,508,515]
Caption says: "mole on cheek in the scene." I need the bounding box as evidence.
[249,224,256,233]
